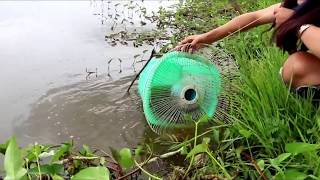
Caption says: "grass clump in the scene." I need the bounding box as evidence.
[157,1,320,179]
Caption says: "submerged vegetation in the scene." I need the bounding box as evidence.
[1,0,320,179]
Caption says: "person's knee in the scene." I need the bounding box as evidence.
[281,52,308,86]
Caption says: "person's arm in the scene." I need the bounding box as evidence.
[203,3,280,43]
[177,3,281,52]
[300,25,320,58]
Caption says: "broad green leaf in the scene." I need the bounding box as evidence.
[239,129,252,138]
[285,143,320,154]
[51,143,71,162]
[71,166,110,180]
[119,148,134,169]
[4,137,27,180]
[186,144,208,159]
[275,169,308,180]
[257,159,265,171]
[28,164,64,176]
[270,153,291,166]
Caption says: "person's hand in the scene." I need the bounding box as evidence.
[274,7,294,27]
[174,34,208,53]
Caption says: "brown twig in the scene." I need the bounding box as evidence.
[116,167,141,180]
[127,48,156,93]
[242,152,267,180]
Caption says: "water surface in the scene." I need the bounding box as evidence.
[0,0,174,149]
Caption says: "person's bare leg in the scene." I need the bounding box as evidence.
[281,52,320,88]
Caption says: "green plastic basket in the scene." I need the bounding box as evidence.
[138,51,222,133]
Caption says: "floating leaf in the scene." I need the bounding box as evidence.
[71,167,110,180]
[142,49,148,53]
[4,137,27,180]
[285,143,320,155]
[186,144,208,159]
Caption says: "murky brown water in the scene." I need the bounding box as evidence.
[0,0,176,151]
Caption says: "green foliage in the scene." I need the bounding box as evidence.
[0,137,143,179]
[118,148,134,170]
[4,137,27,180]
[275,169,308,180]
[28,164,64,176]
[285,142,320,155]
[79,145,94,157]
[0,140,9,155]
[71,167,110,180]
[270,153,291,167]
[51,142,71,162]
[186,144,207,159]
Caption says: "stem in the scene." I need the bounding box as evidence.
[25,159,32,180]
[246,138,253,159]
[134,160,162,180]
[36,156,41,180]
[184,121,199,177]
[206,151,232,179]
[170,124,231,151]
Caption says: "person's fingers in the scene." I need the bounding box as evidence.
[179,37,193,45]
[180,44,187,52]
[174,44,182,51]
[188,46,194,53]
[190,39,199,47]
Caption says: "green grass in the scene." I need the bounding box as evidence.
[162,1,320,179]
[224,32,320,178]
[166,30,320,179]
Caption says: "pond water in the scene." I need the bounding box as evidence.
[0,1,176,150]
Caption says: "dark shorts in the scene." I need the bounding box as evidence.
[279,67,320,107]
[295,86,320,107]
